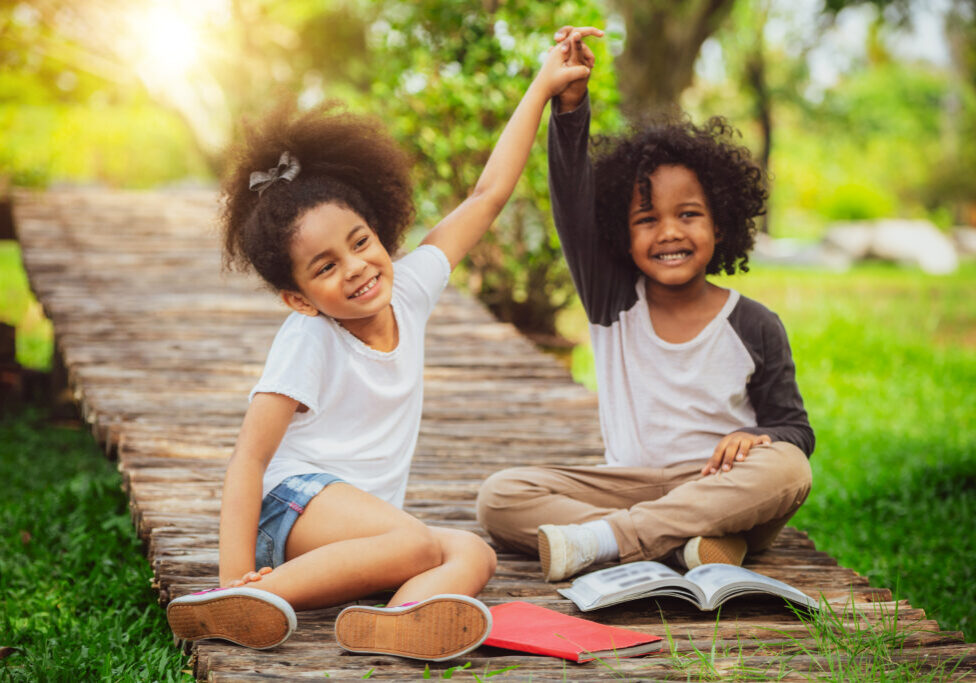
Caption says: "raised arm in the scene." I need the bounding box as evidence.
[420,36,591,270]
[547,27,638,326]
[218,392,299,586]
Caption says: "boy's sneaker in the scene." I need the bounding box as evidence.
[166,586,296,649]
[538,524,598,582]
[682,534,748,569]
[334,594,492,662]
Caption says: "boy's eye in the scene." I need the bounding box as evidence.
[317,262,335,276]
[681,210,703,218]
[355,235,369,249]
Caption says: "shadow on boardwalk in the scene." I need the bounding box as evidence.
[13,189,975,680]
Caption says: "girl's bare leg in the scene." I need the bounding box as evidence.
[388,527,497,606]
[248,483,443,610]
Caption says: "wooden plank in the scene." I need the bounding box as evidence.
[13,188,975,681]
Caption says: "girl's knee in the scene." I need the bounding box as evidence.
[443,530,497,584]
[397,522,443,572]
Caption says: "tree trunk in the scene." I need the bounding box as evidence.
[607,0,737,119]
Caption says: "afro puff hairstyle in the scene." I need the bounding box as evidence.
[591,115,767,277]
[219,101,415,292]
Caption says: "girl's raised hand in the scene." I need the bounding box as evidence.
[536,32,597,102]
[552,26,603,112]
[702,432,772,476]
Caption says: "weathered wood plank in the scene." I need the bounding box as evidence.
[13,189,974,681]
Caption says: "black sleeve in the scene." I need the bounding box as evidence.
[548,94,637,326]
[728,297,815,457]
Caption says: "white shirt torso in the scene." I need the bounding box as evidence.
[250,245,451,507]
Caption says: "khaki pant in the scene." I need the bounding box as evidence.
[476,442,812,563]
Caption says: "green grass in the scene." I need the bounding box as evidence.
[570,262,976,642]
[0,407,192,681]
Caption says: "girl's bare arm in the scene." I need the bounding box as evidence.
[218,392,299,586]
[420,36,591,270]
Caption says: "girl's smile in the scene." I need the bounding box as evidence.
[282,202,398,349]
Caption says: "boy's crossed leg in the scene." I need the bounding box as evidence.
[476,441,812,579]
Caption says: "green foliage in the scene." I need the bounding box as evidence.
[570,264,976,640]
[0,242,52,369]
[356,0,621,335]
[0,407,192,681]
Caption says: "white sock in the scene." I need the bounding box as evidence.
[581,520,619,563]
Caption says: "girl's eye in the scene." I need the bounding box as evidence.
[681,211,703,219]
[317,262,335,276]
[355,235,369,249]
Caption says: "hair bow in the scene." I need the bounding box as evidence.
[249,151,302,196]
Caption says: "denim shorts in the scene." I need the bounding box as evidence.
[255,472,345,569]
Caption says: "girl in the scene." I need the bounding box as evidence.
[165,37,591,661]
[477,28,814,583]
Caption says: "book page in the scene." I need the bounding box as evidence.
[684,564,818,609]
[558,561,702,611]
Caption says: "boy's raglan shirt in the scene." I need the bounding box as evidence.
[250,244,451,508]
[548,95,814,468]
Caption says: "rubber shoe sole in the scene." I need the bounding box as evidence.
[683,534,748,569]
[538,524,563,581]
[334,594,492,662]
[166,587,296,649]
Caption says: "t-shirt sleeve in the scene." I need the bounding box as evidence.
[548,93,637,326]
[249,324,324,415]
[394,244,452,320]
[729,299,815,456]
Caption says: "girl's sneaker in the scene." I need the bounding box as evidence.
[166,586,297,649]
[334,594,492,661]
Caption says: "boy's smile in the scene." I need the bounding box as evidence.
[282,202,397,347]
[628,164,717,291]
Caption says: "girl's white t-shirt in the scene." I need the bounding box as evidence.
[249,244,451,509]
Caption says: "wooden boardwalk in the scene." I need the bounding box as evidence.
[13,189,975,681]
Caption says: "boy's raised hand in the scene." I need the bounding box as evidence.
[553,26,603,112]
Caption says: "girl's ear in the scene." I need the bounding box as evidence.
[281,290,319,317]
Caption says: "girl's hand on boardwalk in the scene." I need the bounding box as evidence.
[702,432,772,476]
[229,566,273,587]
[552,25,603,112]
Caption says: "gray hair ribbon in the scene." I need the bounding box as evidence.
[249,151,301,195]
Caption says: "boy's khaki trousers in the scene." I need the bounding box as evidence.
[476,442,812,563]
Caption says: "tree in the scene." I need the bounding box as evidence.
[607,0,737,118]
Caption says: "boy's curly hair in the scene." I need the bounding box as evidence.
[219,101,415,292]
[591,115,767,276]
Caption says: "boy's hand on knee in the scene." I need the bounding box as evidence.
[552,25,603,112]
[702,432,772,476]
[228,566,273,587]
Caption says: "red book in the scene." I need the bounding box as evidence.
[483,601,663,663]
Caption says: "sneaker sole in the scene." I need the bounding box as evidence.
[334,595,491,662]
[537,524,566,582]
[684,535,748,569]
[166,588,296,649]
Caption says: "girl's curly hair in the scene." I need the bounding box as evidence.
[592,115,767,276]
[219,101,415,292]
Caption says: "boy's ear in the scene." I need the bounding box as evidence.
[281,290,319,317]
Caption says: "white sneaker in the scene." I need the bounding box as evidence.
[537,524,598,582]
[682,534,748,569]
[166,586,297,649]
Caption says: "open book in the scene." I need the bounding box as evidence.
[558,562,820,612]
